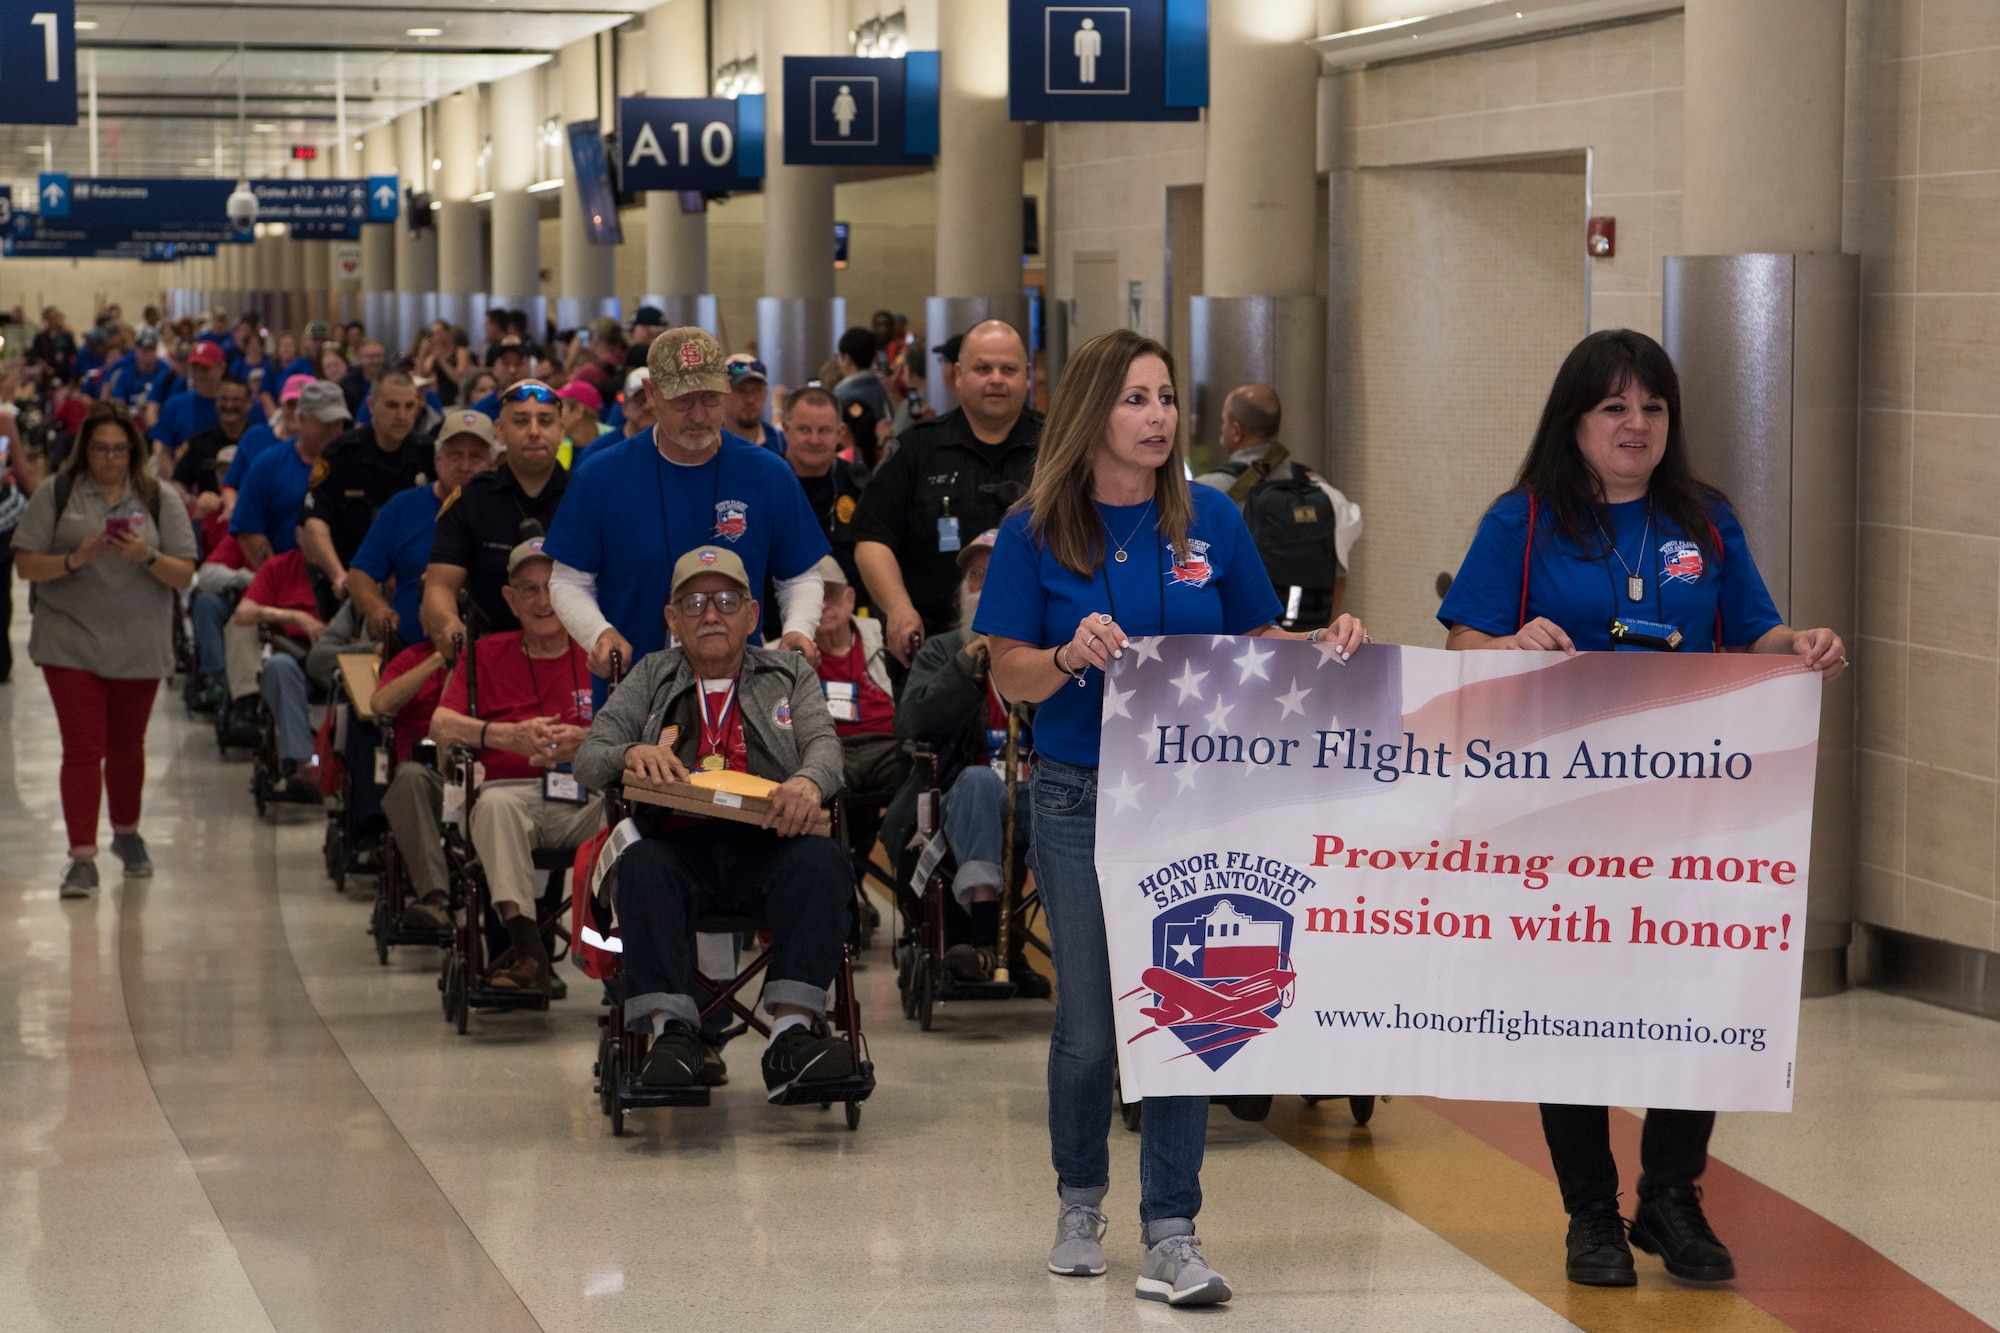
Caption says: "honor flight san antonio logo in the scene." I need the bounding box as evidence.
[1122,896,1297,1069]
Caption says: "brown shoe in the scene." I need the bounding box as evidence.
[487,953,549,994]
[400,898,452,931]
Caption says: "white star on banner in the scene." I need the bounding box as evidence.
[1204,697,1235,732]
[1127,636,1164,666]
[1211,634,1236,649]
[1105,770,1145,814]
[1138,714,1163,760]
[1276,677,1312,719]
[1103,679,1134,721]
[1176,766,1199,794]
[1171,661,1209,703]
[1171,935,1199,966]
[1234,640,1275,683]
[1313,638,1352,667]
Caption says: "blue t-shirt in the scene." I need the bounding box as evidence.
[230,442,314,555]
[224,423,287,490]
[973,485,1283,767]
[725,422,786,457]
[230,354,275,399]
[153,390,266,452]
[196,330,236,353]
[469,391,501,419]
[356,386,443,425]
[1436,492,1783,652]
[542,429,830,688]
[104,359,176,414]
[282,355,316,383]
[350,484,442,631]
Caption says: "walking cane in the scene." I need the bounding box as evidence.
[995,705,1021,985]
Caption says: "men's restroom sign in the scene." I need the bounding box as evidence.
[1047,7,1129,94]
[812,75,877,146]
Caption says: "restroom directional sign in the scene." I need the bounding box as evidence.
[367,175,399,221]
[781,56,933,167]
[1008,0,1205,122]
[37,171,68,215]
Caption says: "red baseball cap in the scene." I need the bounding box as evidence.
[555,380,603,413]
[188,342,227,368]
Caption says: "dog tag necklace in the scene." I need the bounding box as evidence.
[1596,503,1652,603]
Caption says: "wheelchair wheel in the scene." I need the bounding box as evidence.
[915,954,936,1032]
[1349,1095,1376,1126]
[370,895,390,966]
[896,949,916,1019]
[324,822,349,891]
[845,1100,861,1131]
[443,954,469,1033]
[251,767,269,817]
[608,1045,627,1137]
[1225,1095,1273,1123]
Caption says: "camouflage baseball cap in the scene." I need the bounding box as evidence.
[648,326,730,399]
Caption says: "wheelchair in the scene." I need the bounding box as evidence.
[583,730,876,1133]
[368,733,455,964]
[434,632,577,1033]
[318,653,379,890]
[893,715,1050,1030]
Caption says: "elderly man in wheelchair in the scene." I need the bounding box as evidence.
[573,545,857,1100]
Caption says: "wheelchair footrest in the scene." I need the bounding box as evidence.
[770,1068,875,1108]
[377,925,454,949]
[938,979,1018,1002]
[465,984,553,1013]
[616,1074,713,1108]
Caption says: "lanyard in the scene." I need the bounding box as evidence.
[522,640,583,719]
[698,678,739,759]
[1098,501,1166,636]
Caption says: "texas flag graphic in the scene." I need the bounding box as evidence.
[1124,895,1297,1071]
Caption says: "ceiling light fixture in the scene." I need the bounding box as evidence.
[253,123,277,132]
[74,18,97,29]
[526,178,563,193]
[407,26,442,37]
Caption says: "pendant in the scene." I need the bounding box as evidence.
[699,754,725,772]
[1114,549,1128,563]
[1627,575,1644,602]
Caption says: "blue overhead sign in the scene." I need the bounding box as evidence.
[252,178,371,226]
[0,0,77,126]
[617,97,762,194]
[0,184,10,226]
[1008,0,1206,122]
[781,56,936,167]
[37,171,69,216]
[367,175,399,221]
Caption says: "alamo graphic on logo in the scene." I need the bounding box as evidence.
[714,500,749,541]
[1121,895,1296,1070]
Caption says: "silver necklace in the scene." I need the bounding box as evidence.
[1595,503,1652,603]
[1105,503,1154,564]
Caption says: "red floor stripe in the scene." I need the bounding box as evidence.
[1417,1098,1993,1333]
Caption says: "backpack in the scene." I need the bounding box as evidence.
[1218,443,1341,630]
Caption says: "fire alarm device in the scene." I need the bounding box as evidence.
[1587,217,1616,258]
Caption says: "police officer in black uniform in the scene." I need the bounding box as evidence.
[299,367,432,598]
[851,319,1040,665]
[422,382,569,650]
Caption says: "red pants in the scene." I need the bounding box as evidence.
[43,666,160,851]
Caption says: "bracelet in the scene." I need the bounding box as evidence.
[145,547,158,568]
[1055,643,1073,676]
[61,552,75,574]
[1305,628,1321,643]
[479,722,490,749]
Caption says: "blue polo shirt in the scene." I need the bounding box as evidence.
[350,483,442,631]
[153,389,266,453]
[224,423,286,490]
[230,441,314,555]
[470,391,500,418]
[973,485,1282,768]
[104,358,176,414]
[1436,492,1783,652]
[356,386,443,425]
[230,354,276,400]
[542,429,829,689]
[282,355,317,382]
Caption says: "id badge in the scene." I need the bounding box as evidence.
[442,771,467,826]
[542,765,588,804]
[937,515,961,552]
[824,680,859,722]
[373,746,390,785]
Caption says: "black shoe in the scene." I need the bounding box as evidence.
[699,1043,728,1086]
[944,942,995,983]
[1564,1206,1637,1287]
[1010,954,1052,998]
[1631,1187,1735,1281]
[637,1022,705,1087]
[761,1023,857,1098]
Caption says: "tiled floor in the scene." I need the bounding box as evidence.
[1,621,1994,1332]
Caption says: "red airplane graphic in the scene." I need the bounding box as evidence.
[1122,964,1296,1044]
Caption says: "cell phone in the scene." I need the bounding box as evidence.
[105,513,139,541]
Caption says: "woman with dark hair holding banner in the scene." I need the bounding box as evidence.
[1439,328,1847,1288]
[976,329,1367,1307]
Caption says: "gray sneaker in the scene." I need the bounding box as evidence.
[59,858,99,899]
[109,832,153,878]
[1048,1200,1108,1276]
[1136,1233,1232,1306]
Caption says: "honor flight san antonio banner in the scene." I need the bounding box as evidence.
[1095,639,1823,1112]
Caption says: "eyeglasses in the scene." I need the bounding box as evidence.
[726,360,768,387]
[501,383,559,406]
[673,590,747,618]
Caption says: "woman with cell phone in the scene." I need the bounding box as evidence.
[12,400,198,898]
[1438,328,1846,1288]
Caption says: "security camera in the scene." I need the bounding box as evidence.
[226,185,258,228]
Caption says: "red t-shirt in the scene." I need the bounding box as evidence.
[204,532,248,571]
[377,642,444,764]
[815,632,895,738]
[437,630,592,780]
[244,548,317,639]
[694,679,750,773]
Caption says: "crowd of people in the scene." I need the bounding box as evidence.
[0,289,1853,1307]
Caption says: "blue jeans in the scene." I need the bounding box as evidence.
[1030,755,1205,1243]
[941,763,1030,906]
[260,653,313,763]
[192,590,231,681]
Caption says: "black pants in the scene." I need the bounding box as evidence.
[0,525,14,683]
[615,823,853,1028]
[1539,1103,1714,1214]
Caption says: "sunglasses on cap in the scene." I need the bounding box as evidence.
[726,359,768,386]
[501,383,559,406]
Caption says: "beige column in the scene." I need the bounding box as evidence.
[1189,0,1325,462]
[361,125,397,340]
[929,0,1027,406]
[488,68,544,331]
[758,0,840,384]
[559,37,617,327]
[394,108,438,353]
[437,86,485,330]
[1682,0,1845,254]
[299,152,332,323]
[643,0,712,324]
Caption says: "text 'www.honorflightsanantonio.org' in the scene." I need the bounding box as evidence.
[1313,1004,1770,1052]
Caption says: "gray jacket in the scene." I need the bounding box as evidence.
[574,643,846,803]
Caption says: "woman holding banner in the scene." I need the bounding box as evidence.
[1439,328,1846,1289]
[976,329,1368,1308]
